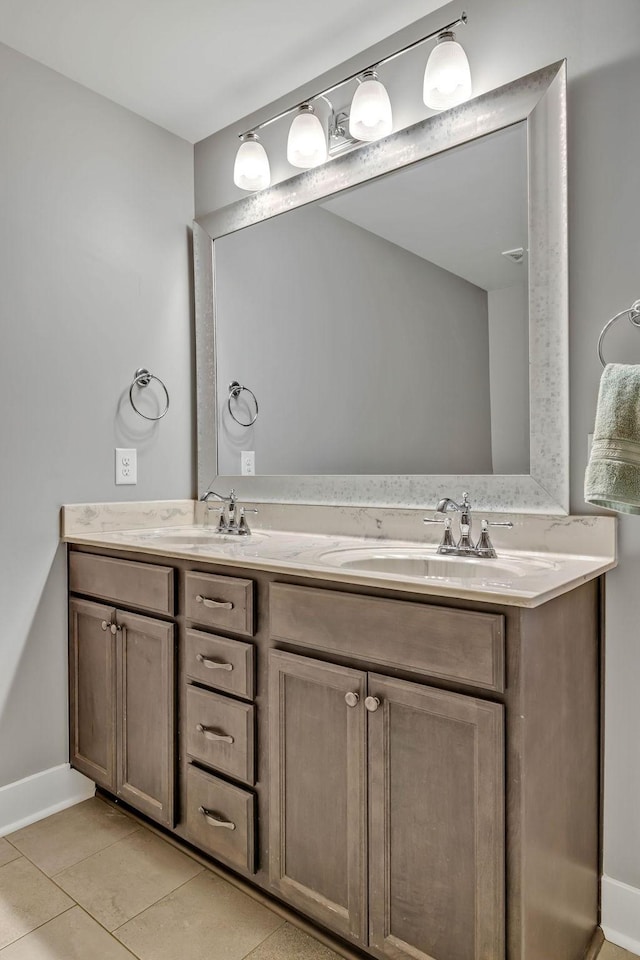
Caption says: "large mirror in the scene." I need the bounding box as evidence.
[195,60,568,513]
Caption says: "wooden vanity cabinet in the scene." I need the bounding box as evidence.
[367,673,504,960]
[69,598,118,792]
[268,651,368,944]
[69,562,177,828]
[115,609,175,826]
[67,544,601,960]
[269,650,504,960]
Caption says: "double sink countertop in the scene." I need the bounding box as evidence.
[61,500,617,608]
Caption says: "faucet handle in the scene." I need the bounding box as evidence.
[476,519,513,558]
[424,516,455,548]
[237,506,258,536]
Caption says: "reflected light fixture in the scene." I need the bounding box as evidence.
[233,132,271,190]
[287,104,328,168]
[232,12,471,192]
[423,30,472,110]
[349,69,393,142]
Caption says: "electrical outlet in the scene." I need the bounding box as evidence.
[241,450,255,476]
[115,448,137,485]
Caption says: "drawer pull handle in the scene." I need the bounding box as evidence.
[196,595,234,611]
[365,696,381,712]
[196,654,234,671]
[196,723,234,744]
[199,806,236,830]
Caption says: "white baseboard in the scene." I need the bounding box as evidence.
[0,763,95,836]
[602,874,640,955]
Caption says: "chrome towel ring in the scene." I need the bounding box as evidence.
[129,368,170,421]
[228,380,259,427]
[598,300,640,367]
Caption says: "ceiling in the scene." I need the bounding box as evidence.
[0,0,450,143]
[322,123,529,291]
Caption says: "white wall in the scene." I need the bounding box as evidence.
[194,0,640,947]
[0,43,194,798]
[216,204,492,475]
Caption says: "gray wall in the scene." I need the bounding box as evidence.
[0,43,194,788]
[216,205,492,475]
[488,284,530,474]
[194,0,640,905]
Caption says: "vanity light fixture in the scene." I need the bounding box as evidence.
[232,12,470,191]
[286,104,328,169]
[423,30,472,109]
[233,132,271,190]
[349,69,393,142]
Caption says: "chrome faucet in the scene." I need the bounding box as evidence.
[201,489,258,536]
[425,492,513,557]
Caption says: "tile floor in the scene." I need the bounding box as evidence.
[0,797,637,960]
[0,798,340,959]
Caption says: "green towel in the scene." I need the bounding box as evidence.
[585,363,640,514]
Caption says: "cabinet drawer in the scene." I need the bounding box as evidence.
[185,765,256,873]
[185,687,254,785]
[185,572,254,637]
[270,582,505,693]
[69,552,174,616]
[185,629,255,700]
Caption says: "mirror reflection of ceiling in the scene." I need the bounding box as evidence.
[321,123,528,291]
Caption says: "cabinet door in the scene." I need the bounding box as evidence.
[368,674,505,960]
[69,598,117,791]
[269,650,367,944]
[116,610,176,826]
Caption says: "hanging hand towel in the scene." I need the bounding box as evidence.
[585,363,640,514]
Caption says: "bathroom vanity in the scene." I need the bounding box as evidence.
[62,53,609,960]
[63,507,615,960]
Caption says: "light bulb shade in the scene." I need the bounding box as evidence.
[233,135,270,191]
[287,106,327,168]
[423,36,472,110]
[349,74,393,142]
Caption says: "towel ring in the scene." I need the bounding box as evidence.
[129,368,170,421]
[227,381,259,427]
[598,300,640,367]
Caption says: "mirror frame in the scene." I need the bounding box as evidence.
[194,60,568,514]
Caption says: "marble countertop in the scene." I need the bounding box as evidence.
[62,502,617,607]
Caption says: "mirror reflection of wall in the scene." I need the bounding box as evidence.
[215,122,529,476]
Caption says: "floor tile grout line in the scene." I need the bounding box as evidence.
[50,825,144,881]
[109,866,209,935]
[5,815,212,942]
[8,824,143,885]
[72,905,141,960]
[9,839,206,943]
[240,919,291,960]
[48,843,206,936]
[0,904,77,954]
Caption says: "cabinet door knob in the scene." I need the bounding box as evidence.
[101,620,110,631]
[365,696,381,712]
[345,691,360,708]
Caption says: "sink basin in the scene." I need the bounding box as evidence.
[315,546,558,582]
